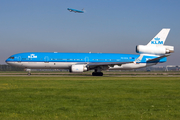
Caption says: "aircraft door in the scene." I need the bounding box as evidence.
[44,56,49,63]
[18,56,21,63]
[85,57,89,63]
[17,56,23,66]
[44,56,50,68]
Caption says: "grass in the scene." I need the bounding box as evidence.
[0,76,180,119]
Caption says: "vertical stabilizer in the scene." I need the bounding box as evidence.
[147,28,170,46]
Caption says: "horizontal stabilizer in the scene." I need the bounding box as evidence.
[146,54,170,62]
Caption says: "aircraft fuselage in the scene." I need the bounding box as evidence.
[6,52,165,70]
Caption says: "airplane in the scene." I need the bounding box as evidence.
[67,8,84,13]
[5,28,174,76]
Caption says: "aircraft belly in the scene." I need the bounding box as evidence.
[7,62,78,69]
[6,62,24,68]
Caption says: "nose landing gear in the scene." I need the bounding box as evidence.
[25,69,31,76]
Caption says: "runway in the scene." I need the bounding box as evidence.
[0,71,180,77]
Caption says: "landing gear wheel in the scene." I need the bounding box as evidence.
[92,72,103,76]
[99,72,103,76]
[28,72,31,76]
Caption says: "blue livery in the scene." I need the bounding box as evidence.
[5,28,174,76]
[6,52,166,63]
[67,8,84,13]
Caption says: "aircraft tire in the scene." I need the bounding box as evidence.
[92,72,95,76]
[92,72,103,76]
[99,72,103,76]
[28,73,31,76]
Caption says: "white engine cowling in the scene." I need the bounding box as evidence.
[136,45,174,55]
[70,65,88,73]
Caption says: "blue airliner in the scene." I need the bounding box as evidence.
[67,8,84,13]
[6,29,174,76]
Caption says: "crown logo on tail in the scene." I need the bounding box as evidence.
[154,37,160,41]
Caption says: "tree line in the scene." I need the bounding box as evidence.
[0,65,24,71]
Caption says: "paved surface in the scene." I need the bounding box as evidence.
[0,72,180,77]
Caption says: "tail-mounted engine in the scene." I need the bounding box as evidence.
[136,45,174,55]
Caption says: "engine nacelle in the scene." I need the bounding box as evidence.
[70,64,88,73]
[136,45,174,55]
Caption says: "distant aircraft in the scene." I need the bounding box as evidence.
[6,29,174,76]
[67,8,84,13]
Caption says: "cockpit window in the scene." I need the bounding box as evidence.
[9,57,14,59]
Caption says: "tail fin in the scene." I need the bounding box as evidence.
[147,28,170,46]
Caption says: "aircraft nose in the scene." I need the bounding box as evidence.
[5,59,9,63]
[5,57,12,64]
[5,58,14,66]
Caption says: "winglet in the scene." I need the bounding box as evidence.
[134,54,144,64]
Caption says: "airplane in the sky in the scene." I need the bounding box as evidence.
[67,8,84,13]
[6,29,174,76]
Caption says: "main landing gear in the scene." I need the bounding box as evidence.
[91,66,109,76]
[92,68,103,76]
[92,72,103,76]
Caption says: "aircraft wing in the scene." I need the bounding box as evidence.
[146,54,170,63]
[86,62,132,69]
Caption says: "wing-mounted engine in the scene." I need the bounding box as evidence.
[70,64,88,73]
[136,45,174,55]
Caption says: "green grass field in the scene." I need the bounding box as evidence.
[0,76,180,120]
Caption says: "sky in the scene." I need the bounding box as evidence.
[1,0,180,66]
